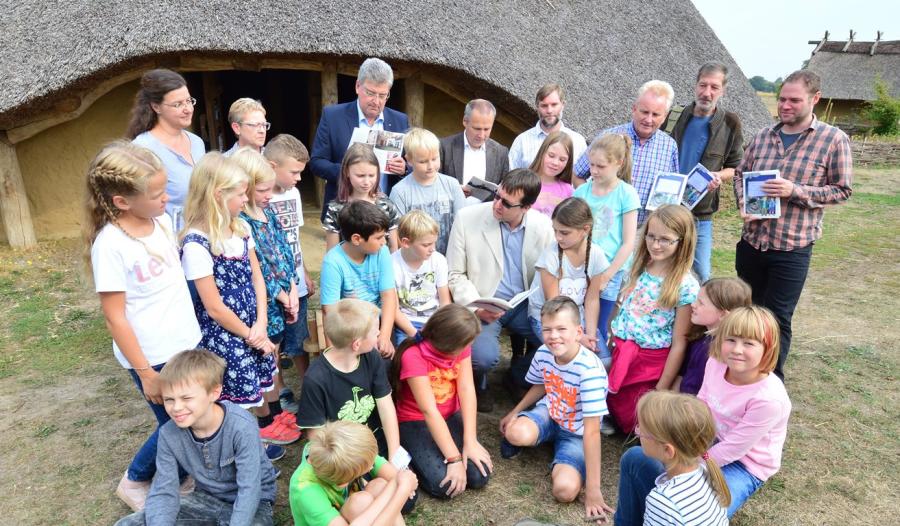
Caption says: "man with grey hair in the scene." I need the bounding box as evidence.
[439,99,510,203]
[662,62,744,282]
[310,57,409,217]
[573,80,679,224]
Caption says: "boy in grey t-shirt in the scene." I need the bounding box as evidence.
[115,350,277,526]
[389,128,467,254]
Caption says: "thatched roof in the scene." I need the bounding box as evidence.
[807,39,900,101]
[0,0,772,135]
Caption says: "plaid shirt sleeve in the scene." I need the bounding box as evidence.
[789,130,853,209]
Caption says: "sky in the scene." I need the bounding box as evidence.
[690,0,899,80]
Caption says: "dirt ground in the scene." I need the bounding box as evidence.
[0,167,897,526]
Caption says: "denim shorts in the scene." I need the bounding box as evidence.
[519,404,586,480]
[280,296,309,357]
[600,269,625,301]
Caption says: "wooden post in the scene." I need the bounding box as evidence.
[202,72,224,151]
[405,73,424,128]
[0,134,37,247]
[315,61,339,208]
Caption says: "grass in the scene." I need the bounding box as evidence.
[0,167,897,525]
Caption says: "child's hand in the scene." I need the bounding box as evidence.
[463,440,493,477]
[440,461,467,498]
[304,274,316,296]
[137,369,163,405]
[584,487,614,524]
[377,335,395,359]
[261,339,278,356]
[246,321,268,349]
[596,272,612,294]
[499,411,517,435]
[580,334,598,352]
[288,286,300,314]
[396,469,419,494]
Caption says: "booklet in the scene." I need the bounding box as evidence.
[742,170,781,218]
[681,164,715,210]
[349,128,406,173]
[467,289,532,314]
[466,177,499,202]
[645,172,688,211]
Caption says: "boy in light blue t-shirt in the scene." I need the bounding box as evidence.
[320,200,398,358]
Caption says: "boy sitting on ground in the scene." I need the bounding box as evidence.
[499,297,614,522]
[296,298,401,461]
[115,349,278,526]
[290,420,419,526]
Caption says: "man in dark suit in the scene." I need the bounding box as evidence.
[310,57,409,218]
[439,99,509,203]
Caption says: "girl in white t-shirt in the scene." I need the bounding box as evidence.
[85,141,201,511]
[527,197,610,351]
[179,153,295,444]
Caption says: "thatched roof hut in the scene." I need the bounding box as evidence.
[806,31,900,126]
[0,0,770,245]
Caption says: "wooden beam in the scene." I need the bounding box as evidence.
[201,72,224,151]
[0,134,37,247]
[421,72,529,133]
[405,73,424,128]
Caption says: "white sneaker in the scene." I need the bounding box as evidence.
[115,472,150,512]
[600,416,617,436]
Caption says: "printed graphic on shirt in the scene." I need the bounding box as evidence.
[269,198,303,271]
[592,205,614,244]
[430,363,461,405]
[337,386,376,423]
[542,368,579,432]
[418,200,454,254]
[399,271,438,314]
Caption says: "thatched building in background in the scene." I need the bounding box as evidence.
[0,0,771,246]
[806,31,900,130]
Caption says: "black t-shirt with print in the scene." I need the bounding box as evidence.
[296,350,392,437]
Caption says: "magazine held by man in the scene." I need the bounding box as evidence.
[645,172,688,211]
[681,163,715,210]
[742,170,782,219]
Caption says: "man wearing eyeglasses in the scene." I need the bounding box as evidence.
[311,57,410,220]
[223,98,269,157]
[446,169,555,412]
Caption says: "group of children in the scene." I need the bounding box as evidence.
[86,98,792,525]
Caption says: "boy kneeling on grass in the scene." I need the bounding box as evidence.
[290,420,419,526]
[116,349,278,526]
[499,296,614,523]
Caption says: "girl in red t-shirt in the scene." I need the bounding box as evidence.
[392,304,493,499]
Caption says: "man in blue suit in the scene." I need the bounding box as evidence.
[310,57,410,219]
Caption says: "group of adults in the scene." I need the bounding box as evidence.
[128,56,851,411]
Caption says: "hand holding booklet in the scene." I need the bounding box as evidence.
[349,128,406,173]
[645,172,688,211]
[742,170,781,218]
[681,163,715,210]
[467,289,532,314]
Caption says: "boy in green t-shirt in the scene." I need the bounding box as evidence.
[290,421,418,526]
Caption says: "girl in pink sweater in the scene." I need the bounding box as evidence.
[614,306,791,523]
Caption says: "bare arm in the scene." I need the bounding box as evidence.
[375,395,401,460]
[325,231,340,252]
[99,292,161,403]
[378,289,398,358]
[656,304,693,390]
[582,416,613,521]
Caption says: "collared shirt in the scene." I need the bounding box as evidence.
[462,132,487,185]
[574,122,679,224]
[495,219,526,301]
[734,115,852,252]
[355,101,389,193]
[508,121,588,170]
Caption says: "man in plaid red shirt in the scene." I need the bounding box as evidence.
[733,70,853,379]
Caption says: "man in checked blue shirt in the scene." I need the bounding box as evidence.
[573,81,679,225]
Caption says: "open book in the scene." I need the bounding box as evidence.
[467,289,532,314]
[466,177,499,202]
[349,128,406,173]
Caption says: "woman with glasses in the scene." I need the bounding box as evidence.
[127,69,206,229]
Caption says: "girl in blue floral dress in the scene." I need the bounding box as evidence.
[180,153,297,444]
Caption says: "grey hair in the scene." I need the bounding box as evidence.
[697,62,729,85]
[463,99,497,121]
[357,57,394,87]
[637,80,675,111]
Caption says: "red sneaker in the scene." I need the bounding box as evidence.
[259,419,301,445]
[276,411,298,428]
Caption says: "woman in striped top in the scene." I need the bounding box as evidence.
[616,391,730,526]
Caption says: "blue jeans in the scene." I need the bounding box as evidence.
[596,270,625,361]
[280,296,309,358]
[693,219,713,283]
[393,320,424,349]
[126,364,171,482]
[115,490,273,525]
[470,301,540,390]
[520,404,588,479]
[614,446,764,524]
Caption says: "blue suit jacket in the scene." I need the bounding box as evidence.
[310,101,409,218]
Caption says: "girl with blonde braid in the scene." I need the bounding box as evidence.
[84,141,201,512]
